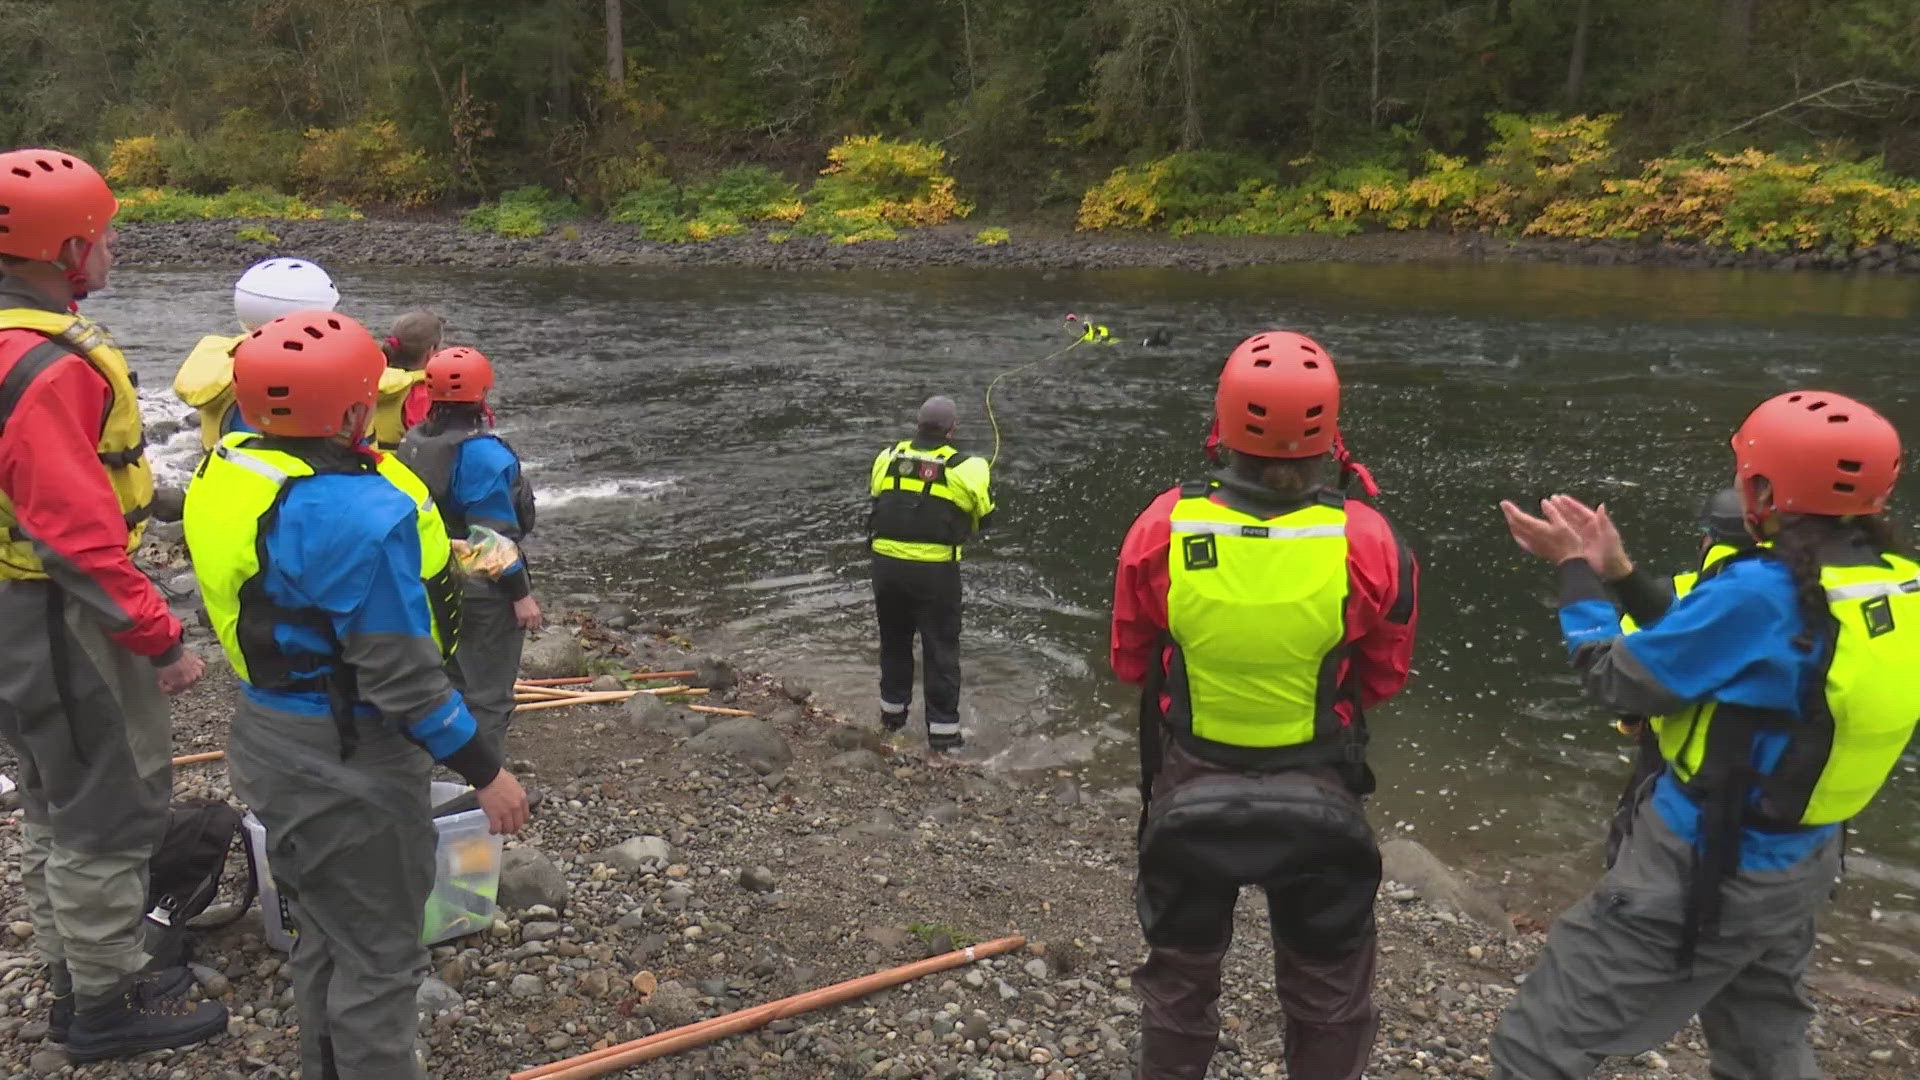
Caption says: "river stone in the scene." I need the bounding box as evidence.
[624,692,676,731]
[600,835,673,873]
[690,657,737,691]
[827,749,888,774]
[589,674,625,692]
[685,718,790,771]
[416,976,462,1016]
[1380,838,1514,938]
[498,846,571,912]
[739,865,779,893]
[145,418,183,445]
[519,632,588,680]
[148,484,187,523]
[827,724,882,752]
[780,676,813,703]
[509,973,544,998]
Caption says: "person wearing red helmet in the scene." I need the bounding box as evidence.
[1112,332,1419,1080]
[184,312,529,1080]
[1497,391,1919,1078]
[398,346,541,761]
[0,148,222,1060]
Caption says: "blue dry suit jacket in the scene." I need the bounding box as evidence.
[1556,556,1835,872]
[246,470,499,786]
[445,435,532,601]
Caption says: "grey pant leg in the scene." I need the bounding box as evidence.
[1696,917,1821,1080]
[0,582,170,996]
[1492,804,1836,1080]
[230,703,434,1080]
[453,582,522,763]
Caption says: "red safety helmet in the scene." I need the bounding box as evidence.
[1731,390,1902,521]
[0,149,118,263]
[233,311,386,439]
[423,347,494,403]
[1214,331,1341,459]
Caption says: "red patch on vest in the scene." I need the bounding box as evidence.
[919,463,939,481]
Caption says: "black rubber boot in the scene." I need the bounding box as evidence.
[65,971,227,1062]
[880,709,908,733]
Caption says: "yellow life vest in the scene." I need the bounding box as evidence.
[1161,481,1357,765]
[183,433,458,690]
[867,441,992,563]
[172,332,244,452]
[0,309,153,579]
[1649,552,1920,826]
[371,367,426,450]
[1620,542,1748,634]
[171,328,243,445]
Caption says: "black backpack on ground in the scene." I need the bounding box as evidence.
[143,799,256,968]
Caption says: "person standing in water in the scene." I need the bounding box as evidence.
[1112,331,1417,1080]
[398,346,541,761]
[1495,391,1917,1079]
[867,395,995,752]
[173,257,340,452]
[185,311,528,1079]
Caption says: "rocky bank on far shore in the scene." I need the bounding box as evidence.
[113,217,1920,276]
[0,553,1914,1079]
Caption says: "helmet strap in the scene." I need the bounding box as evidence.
[59,239,93,302]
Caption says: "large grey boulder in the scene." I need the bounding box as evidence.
[1380,838,1514,938]
[685,717,791,772]
[519,632,588,680]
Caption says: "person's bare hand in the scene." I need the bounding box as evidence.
[513,595,543,632]
[1547,495,1633,580]
[476,770,530,835]
[1499,498,1583,564]
[156,651,206,696]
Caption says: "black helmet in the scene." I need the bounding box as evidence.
[1701,487,1750,546]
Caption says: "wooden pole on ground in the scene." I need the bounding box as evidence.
[509,936,1025,1080]
[171,751,226,766]
[686,704,753,717]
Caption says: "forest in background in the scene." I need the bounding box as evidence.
[7,1,1920,250]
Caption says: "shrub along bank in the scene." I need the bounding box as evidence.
[98,117,1920,265]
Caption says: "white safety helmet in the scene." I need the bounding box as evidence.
[233,258,340,331]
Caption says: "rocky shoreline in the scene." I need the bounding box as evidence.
[113,216,1920,275]
[0,541,1913,1078]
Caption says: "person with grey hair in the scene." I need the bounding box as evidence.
[865,395,996,752]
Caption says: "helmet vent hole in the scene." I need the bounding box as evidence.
[1827,413,1848,423]
[1305,405,1324,418]
[266,386,291,399]
[1244,424,1265,437]
[1247,403,1267,417]
[270,407,292,417]
[1252,358,1272,368]
[279,340,304,352]
[1839,459,1863,473]
[1304,425,1322,438]
[1834,481,1857,493]
[1250,342,1270,353]
[1807,401,1827,412]
[8,168,30,179]
[301,325,324,340]
[1303,360,1320,369]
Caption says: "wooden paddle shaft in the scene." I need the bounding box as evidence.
[510,936,1025,1080]
[170,751,225,766]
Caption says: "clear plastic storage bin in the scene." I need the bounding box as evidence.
[243,780,503,951]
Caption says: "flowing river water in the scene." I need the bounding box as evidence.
[96,259,1920,978]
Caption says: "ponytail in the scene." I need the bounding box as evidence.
[1769,515,1911,651]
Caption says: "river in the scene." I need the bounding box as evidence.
[95,259,1920,976]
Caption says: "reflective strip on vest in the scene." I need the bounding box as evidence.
[0,310,154,580]
[1649,552,1920,825]
[1170,521,1346,540]
[185,433,458,687]
[869,440,973,561]
[1164,489,1350,752]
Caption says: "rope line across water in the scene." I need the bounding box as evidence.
[986,337,1084,465]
